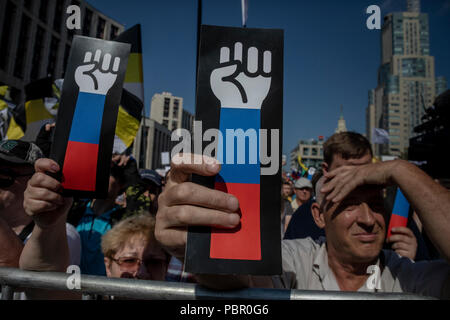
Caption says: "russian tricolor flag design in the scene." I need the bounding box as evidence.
[210,108,262,260]
[62,92,106,191]
[387,189,409,238]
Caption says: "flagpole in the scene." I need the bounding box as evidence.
[196,0,202,89]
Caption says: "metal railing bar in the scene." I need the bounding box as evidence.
[0,267,435,300]
[1,285,15,300]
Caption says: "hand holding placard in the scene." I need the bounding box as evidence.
[51,36,130,198]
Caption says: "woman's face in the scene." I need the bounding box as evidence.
[105,235,168,280]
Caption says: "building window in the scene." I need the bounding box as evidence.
[24,0,33,11]
[39,0,49,23]
[163,98,170,117]
[311,148,318,156]
[110,25,119,39]
[172,120,178,129]
[83,8,93,36]
[139,126,149,169]
[162,119,169,128]
[30,26,45,80]
[14,14,31,79]
[96,17,106,39]
[63,44,71,76]
[53,0,64,33]
[302,148,309,156]
[0,0,17,71]
[47,36,60,77]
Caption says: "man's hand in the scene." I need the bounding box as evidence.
[321,161,398,203]
[387,227,418,260]
[112,154,130,167]
[155,154,240,260]
[23,159,73,229]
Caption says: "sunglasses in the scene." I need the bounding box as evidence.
[111,255,169,272]
[0,168,34,188]
[111,257,143,271]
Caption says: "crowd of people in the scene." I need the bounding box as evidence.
[0,127,449,299]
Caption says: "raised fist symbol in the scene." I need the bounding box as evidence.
[210,42,272,109]
[75,50,120,95]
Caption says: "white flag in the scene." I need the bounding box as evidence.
[242,0,249,27]
[372,128,390,144]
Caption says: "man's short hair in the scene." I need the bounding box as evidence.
[101,213,156,259]
[323,132,373,166]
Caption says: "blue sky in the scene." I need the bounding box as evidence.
[88,0,450,163]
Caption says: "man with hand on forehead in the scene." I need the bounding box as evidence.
[155,132,450,298]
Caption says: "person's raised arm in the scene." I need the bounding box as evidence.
[0,217,23,267]
[155,154,270,289]
[19,158,82,299]
[20,158,73,272]
[321,159,450,262]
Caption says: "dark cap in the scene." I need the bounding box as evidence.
[0,140,44,165]
[140,169,162,187]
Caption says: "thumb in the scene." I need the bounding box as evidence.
[211,63,238,81]
[35,158,60,174]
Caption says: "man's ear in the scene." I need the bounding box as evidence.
[311,202,326,229]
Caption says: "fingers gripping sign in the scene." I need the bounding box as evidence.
[155,154,240,260]
[24,159,73,229]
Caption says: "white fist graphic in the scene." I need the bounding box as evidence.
[75,50,120,95]
[210,42,272,109]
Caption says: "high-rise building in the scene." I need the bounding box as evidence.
[181,108,194,133]
[150,92,183,131]
[367,0,447,157]
[436,76,447,96]
[0,0,124,103]
[132,117,173,170]
[335,105,347,133]
[366,89,376,153]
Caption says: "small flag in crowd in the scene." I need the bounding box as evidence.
[297,154,308,173]
[0,86,25,140]
[113,24,144,154]
[307,167,316,180]
[372,128,389,144]
[387,188,410,239]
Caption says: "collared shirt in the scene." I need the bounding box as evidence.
[272,238,450,299]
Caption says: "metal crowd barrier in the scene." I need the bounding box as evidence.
[0,267,434,300]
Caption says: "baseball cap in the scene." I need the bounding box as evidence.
[140,169,162,187]
[0,140,44,165]
[294,177,313,189]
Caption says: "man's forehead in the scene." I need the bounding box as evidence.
[330,153,372,169]
[318,179,383,211]
[344,185,384,201]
